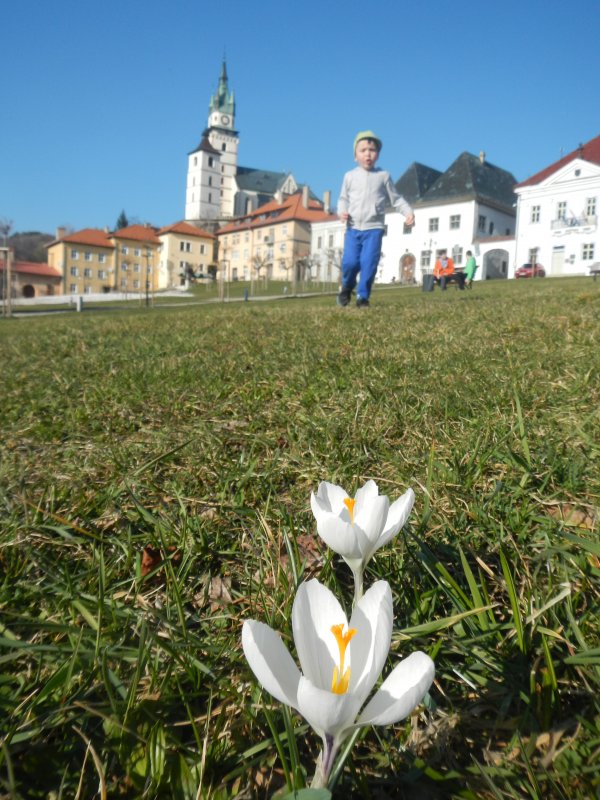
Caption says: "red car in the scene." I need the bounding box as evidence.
[515,263,546,278]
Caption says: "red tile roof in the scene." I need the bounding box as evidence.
[0,260,62,278]
[516,133,600,188]
[158,221,215,239]
[111,224,161,244]
[217,191,337,235]
[51,228,114,248]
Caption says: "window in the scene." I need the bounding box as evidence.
[428,218,439,232]
[582,243,595,260]
[531,206,541,223]
[478,215,486,232]
[121,246,129,254]
[179,241,191,252]
[121,277,127,287]
[199,244,205,255]
[84,268,92,278]
[70,266,79,276]
[420,250,432,268]
[133,280,140,289]
[84,286,92,295]
[328,235,334,247]
[208,157,214,167]
[222,143,226,151]
[528,247,539,264]
[489,221,495,235]
[99,254,106,263]
[557,201,567,220]
[452,246,463,265]
[84,252,92,261]
[69,284,77,293]
[71,249,79,259]
[586,197,596,217]
[121,263,128,272]
[98,269,107,279]
[403,222,412,234]
[133,263,141,273]
[208,177,212,186]
[450,215,461,229]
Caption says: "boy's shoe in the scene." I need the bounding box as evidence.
[356,297,370,308]
[337,287,352,307]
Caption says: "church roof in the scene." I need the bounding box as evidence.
[235,167,290,194]
[189,132,221,156]
[394,162,442,205]
[418,152,517,211]
[217,191,336,234]
[516,133,600,188]
[158,221,215,239]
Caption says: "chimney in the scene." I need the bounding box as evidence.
[302,185,309,209]
[56,226,67,241]
[323,190,331,214]
[479,151,486,164]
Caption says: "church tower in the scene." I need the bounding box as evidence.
[185,61,240,223]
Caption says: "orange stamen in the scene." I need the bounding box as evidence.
[330,623,357,694]
[343,497,356,523]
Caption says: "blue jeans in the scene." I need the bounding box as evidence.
[341,228,384,300]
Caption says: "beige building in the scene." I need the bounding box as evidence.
[216,189,336,282]
[1,257,62,298]
[47,228,114,294]
[111,224,161,294]
[157,222,216,287]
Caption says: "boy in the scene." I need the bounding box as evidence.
[337,130,414,308]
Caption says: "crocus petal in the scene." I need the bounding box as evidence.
[297,676,362,741]
[311,513,363,560]
[354,479,379,510]
[292,579,347,690]
[376,489,415,551]
[354,495,389,553]
[314,481,349,515]
[242,620,301,710]
[347,581,392,703]
[357,651,435,726]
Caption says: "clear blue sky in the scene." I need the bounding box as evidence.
[3,0,599,235]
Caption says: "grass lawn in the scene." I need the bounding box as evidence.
[1,278,599,798]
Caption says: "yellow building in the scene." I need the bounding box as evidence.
[216,189,336,282]
[47,228,115,295]
[110,224,161,294]
[157,222,216,287]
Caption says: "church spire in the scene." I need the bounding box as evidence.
[209,59,235,116]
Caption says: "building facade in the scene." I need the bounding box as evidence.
[514,134,600,276]
[217,189,336,282]
[157,222,216,286]
[380,152,517,284]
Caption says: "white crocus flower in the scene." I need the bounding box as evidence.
[310,480,415,601]
[242,578,435,788]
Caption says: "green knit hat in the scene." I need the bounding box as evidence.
[354,130,382,154]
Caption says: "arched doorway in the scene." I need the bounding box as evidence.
[482,249,509,280]
[22,284,35,298]
[399,252,416,284]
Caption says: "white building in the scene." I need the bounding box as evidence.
[310,201,344,284]
[514,134,600,276]
[380,152,517,284]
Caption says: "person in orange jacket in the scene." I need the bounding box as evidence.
[433,250,454,290]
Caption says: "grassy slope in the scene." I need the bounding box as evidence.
[0,278,599,798]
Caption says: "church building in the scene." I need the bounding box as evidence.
[185,62,301,226]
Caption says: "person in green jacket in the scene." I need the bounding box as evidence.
[465,250,477,289]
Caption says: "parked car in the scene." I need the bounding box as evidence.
[515,263,546,278]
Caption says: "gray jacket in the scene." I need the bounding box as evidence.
[337,167,413,230]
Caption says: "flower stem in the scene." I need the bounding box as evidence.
[353,567,364,606]
[311,735,338,789]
